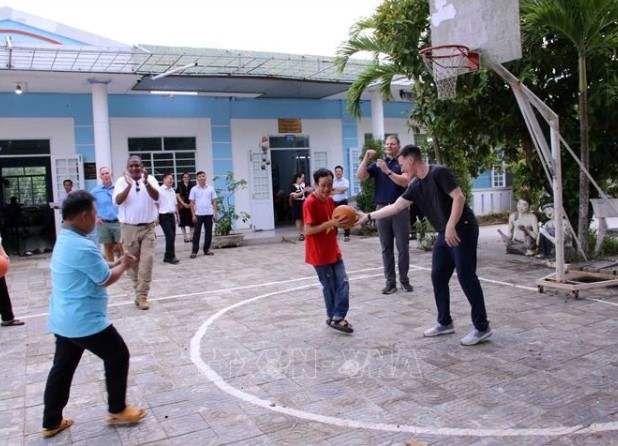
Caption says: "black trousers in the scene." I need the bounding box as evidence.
[159,213,177,260]
[0,276,15,322]
[192,215,214,254]
[42,325,129,428]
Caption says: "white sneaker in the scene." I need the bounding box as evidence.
[460,328,492,346]
[423,323,455,337]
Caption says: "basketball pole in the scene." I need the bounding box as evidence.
[486,59,566,282]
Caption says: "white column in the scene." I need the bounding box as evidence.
[88,78,112,172]
[370,90,385,140]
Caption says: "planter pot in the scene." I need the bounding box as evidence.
[212,233,245,249]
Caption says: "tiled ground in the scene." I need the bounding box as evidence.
[1,225,617,445]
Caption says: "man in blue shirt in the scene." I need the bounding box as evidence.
[41,190,146,438]
[91,166,122,262]
[357,135,413,294]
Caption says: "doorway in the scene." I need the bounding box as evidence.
[270,149,310,226]
[0,153,56,255]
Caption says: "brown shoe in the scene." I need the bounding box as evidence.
[134,296,150,310]
[106,406,147,425]
[42,418,74,438]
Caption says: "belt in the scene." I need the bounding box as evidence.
[159,212,176,215]
[101,218,118,223]
[124,222,154,226]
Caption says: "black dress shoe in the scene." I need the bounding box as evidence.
[169,258,180,264]
[401,282,414,292]
[382,284,397,295]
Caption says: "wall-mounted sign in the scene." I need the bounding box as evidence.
[278,118,302,134]
[84,162,98,180]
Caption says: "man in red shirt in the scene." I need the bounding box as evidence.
[304,168,354,333]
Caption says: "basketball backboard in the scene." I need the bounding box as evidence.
[428,0,521,64]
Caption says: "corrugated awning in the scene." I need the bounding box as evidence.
[0,42,375,99]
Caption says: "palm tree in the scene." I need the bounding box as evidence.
[333,18,407,118]
[333,0,443,161]
[521,0,618,253]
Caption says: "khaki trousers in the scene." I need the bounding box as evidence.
[120,222,156,299]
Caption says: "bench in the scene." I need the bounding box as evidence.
[590,198,618,255]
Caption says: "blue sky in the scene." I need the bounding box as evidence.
[2,0,383,56]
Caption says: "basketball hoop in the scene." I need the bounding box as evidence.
[419,45,480,100]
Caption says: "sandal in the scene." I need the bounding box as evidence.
[298,234,305,241]
[42,418,74,438]
[1,319,25,327]
[328,319,354,334]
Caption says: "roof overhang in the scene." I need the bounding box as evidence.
[134,75,353,99]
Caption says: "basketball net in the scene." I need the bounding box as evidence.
[420,45,479,100]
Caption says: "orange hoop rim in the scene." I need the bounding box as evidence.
[419,45,480,70]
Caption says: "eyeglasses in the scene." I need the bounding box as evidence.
[135,181,141,193]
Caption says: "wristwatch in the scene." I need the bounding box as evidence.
[367,213,373,222]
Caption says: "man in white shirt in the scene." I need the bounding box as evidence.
[189,171,217,258]
[112,155,159,310]
[157,173,180,264]
[332,165,351,242]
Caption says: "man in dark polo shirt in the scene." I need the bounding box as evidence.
[356,135,412,294]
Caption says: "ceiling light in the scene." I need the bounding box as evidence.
[15,83,23,94]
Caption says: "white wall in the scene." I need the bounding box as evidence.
[230,118,344,230]
[357,118,415,145]
[0,117,75,157]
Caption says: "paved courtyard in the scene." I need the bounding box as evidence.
[1,224,617,445]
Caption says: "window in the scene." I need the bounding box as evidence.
[2,166,47,206]
[269,135,310,148]
[349,148,361,195]
[312,151,328,171]
[491,164,505,188]
[128,137,196,183]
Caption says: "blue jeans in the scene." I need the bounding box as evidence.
[431,223,489,331]
[314,258,349,321]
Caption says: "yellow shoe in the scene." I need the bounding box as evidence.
[106,406,147,425]
[42,418,74,438]
[134,296,150,310]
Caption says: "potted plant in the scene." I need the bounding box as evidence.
[212,171,251,248]
[414,217,437,251]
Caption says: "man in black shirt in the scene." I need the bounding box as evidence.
[356,144,492,346]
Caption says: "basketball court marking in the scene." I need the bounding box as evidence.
[189,272,618,438]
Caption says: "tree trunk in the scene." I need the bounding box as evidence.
[431,133,443,164]
[576,52,590,254]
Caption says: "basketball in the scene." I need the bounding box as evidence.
[332,205,357,229]
[0,256,8,278]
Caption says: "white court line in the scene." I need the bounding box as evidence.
[189,273,618,438]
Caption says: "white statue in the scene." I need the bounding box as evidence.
[536,203,571,259]
[498,198,539,255]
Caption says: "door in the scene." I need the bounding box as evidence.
[270,149,311,226]
[249,149,274,230]
[0,156,55,254]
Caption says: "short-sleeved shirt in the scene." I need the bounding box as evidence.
[303,193,341,266]
[48,225,112,338]
[366,159,406,205]
[401,165,477,232]
[189,184,217,216]
[158,184,178,214]
[91,183,118,220]
[113,176,159,224]
[332,177,350,202]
